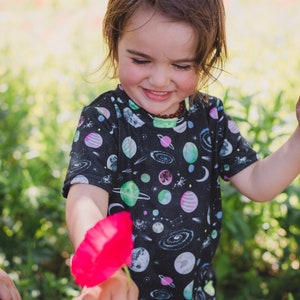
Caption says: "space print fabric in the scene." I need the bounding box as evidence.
[63,85,258,299]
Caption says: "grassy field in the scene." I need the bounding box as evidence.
[1,0,299,299]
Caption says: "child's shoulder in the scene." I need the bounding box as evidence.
[192,92,225,111]
[87,86,125,108]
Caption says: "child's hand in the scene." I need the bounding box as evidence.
[73,269,139,300]
[296,96,300,126]
[0,269,21,300]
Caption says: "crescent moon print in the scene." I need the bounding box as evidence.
[61,85,261,299]
[108,203,125,215]
[196,166,209,182]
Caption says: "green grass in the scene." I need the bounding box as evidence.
[1,0,299,299]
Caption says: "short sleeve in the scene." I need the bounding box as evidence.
[217,108,258,180]
[62,98,118,198]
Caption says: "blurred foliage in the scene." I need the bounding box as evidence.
[0,0,299,299]
[214,91,300,300]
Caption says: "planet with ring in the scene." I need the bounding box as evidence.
[113,181,150,207]
[157,134,174,150]
[158,275,175,288]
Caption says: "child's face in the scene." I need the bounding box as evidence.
[117,8,199,116]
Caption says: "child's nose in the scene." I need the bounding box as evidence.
[148,65,170,88]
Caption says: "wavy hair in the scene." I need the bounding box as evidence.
[102,0,227,90]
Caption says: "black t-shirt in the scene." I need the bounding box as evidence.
[63,85,258,299]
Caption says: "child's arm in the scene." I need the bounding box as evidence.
[66,184,139,299]
[230,97,300,202]
[66,184,109,249]
[0,269,21,300]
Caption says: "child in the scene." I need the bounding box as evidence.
[62,0,300,299]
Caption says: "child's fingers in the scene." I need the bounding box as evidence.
[73,287,100,300]
[127,279,139,300]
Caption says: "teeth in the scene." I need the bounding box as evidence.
[150,90,168,95]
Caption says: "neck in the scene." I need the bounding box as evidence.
[154,102,185,119]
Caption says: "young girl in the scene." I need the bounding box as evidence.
[63,0,300,299]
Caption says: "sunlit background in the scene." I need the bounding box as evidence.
[1,0,300,299]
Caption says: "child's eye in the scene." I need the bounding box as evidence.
[131,58,150,65]
[173,64,192,71]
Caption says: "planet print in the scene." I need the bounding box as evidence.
[141,173,151,183]
[70,175,89,185]
[188,164,195,173]
[180,191,198,213]
[98,115,105,122]
[120,181,140,206]
[152,222,164,234]
[188,121,194,129]
[183,142,198,164]
[159,170,173,185]
[74,130,80,142]
[107,154,117,171]
[84,132,103,148]
[113,181,150,207]
[228,119,240,134]
[130,247,150,273]
[122,136,137,159]
[216,211,222,219]
[159,275,175,288]
[174,252,196,275]
[77,116,84,127]
[152,209,159,217]
[157,134,174,149]
[219,139,233,157]
[211,229,218,239]
[158,190,172,205]
[96,107,110,119]
[209,107,218,119]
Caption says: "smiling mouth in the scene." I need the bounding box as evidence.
[144,89,171,100]
[148,90,168,95]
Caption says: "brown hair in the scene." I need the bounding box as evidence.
[102,0,227,90]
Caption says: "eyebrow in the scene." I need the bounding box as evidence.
[126,49,195,63]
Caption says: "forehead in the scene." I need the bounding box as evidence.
[121,8,197,58]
